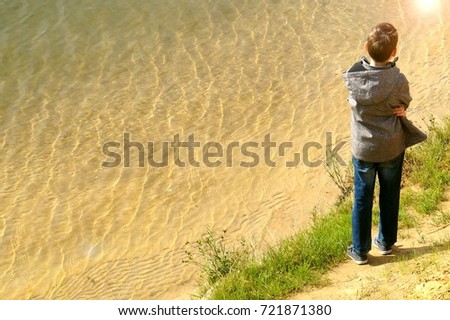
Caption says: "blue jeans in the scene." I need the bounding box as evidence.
[351,152,404,254]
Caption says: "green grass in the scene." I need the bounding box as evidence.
[211,200,352,299]
[182,228,251,297]
[402,117,450,215]
[185,117,450,300]
[398,206,419,229]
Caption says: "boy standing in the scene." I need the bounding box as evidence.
[342,22,426,265]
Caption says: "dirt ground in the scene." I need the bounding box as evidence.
[290,197,450,300]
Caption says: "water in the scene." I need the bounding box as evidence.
[1,0,449,299]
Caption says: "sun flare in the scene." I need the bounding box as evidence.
[416,0,440,12]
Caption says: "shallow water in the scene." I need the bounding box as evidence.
[0,0,449,299]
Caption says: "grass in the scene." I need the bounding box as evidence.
[182,228,251,297]
[401,116,450,215]
[184,117,450,300]
[211,200,352,299]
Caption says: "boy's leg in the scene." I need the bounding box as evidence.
[377,152,404,249]
[351,156,377,255]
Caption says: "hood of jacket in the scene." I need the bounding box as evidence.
[342,57,401,105]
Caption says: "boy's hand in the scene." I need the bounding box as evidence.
[393,105,406,117]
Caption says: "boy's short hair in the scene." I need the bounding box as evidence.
[367,22,398,63]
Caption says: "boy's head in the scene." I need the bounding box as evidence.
[365,22,398,63]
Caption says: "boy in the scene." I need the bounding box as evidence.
[342,22,426,265]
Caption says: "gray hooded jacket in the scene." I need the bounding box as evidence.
[342,57,426,162]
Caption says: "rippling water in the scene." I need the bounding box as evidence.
[1,0,449,299]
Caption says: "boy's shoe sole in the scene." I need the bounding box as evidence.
[373,237,392,255]
[347,246,368,265]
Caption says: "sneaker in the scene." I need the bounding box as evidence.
[347,246,368,265]
[373,237,392,255]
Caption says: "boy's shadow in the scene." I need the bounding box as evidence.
[368,242,449,266]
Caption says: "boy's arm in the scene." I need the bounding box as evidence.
[394,74,412,117]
